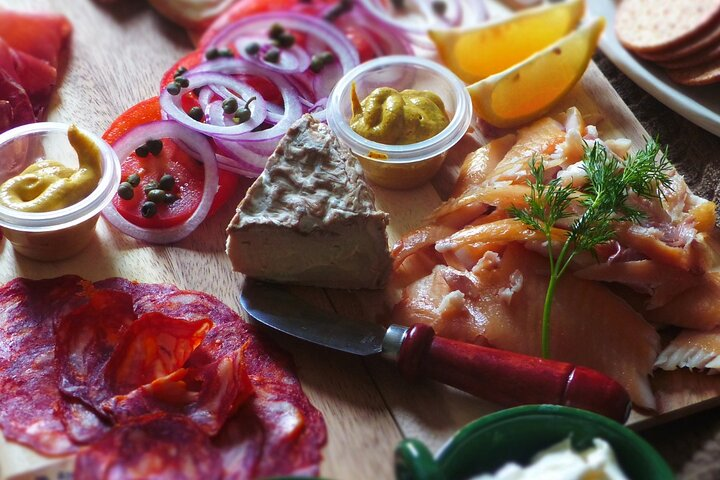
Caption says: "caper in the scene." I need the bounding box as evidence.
[166,82,181,96]
[205,47,220,60]
[222,97,239,114]
[245,42,261,55]
[135,145,149,158]
[310,55,324,73]
[188,106,204,121]
[117,182,134,200]
[390,0,404,9]
[147,189,167,203]
[126,173,141,187]
[165,193,179,204]
[268,23,284,39]
[159,174,175,191]
[141,201,157,218]
[233,108,251,124]
[319,51,335,65]
[218,47,235,58]
[431,0,446,16]
[263,48,280,63]
[174,76,190,88]
[173,66,188,78]
[277,33,296,48]
[143,180,159,194]
[146,139,163,156]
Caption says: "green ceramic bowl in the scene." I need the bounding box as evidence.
[395,405,673,480]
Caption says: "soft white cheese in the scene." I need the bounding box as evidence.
[471,438,629,480]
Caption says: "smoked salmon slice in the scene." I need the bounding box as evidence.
[391,244,660,410]
[655,328,720,373]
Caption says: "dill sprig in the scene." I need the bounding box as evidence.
[508,137,672,359]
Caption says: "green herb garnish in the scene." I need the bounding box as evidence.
[508,138,672,359]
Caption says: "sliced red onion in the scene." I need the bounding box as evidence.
[161,72,266,138]
[102,121,219,244]
[215,138,271,169]
[216,153,264,177]
[206,12,359,72]
[204,12,359,118]
[237,38,311,74]
[353,0,487,49]
[189,59,303,142]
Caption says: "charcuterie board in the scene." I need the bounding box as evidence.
[2,1,720,479]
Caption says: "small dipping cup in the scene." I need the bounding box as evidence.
[328,55,472,189]
[0,122,120,261]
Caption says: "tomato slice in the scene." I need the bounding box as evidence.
[111,140,205,229]
[104,97,240,228]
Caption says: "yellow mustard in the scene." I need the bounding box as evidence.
[0,125,102,212]
[350,85,449,145]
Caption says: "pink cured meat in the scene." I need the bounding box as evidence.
[0,37,57,119]
[94,278,328,478]
[0,8,71,67]
[74,414,223,480]
[0,276,89,455]
[0,67,33,131]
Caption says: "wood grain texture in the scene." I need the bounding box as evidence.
[1,0,719,479]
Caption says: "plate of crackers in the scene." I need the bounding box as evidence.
[589,0,720,137]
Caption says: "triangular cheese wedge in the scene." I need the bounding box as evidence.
[226,114,391,289]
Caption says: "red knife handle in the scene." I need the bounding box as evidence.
[396,324,631,423]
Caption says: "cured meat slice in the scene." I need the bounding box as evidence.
[55,289,136,412]
[0,68,33,131]
[0,8,71,67]
[59,398,111,445]
[104,313,212,396]
[0,276,89,455]
[106,345,253,435]
[0,38,57,119]
[94,278,328,478]
[74,414,223,480]
[216,360,327,479]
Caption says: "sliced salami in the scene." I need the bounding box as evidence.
[0,276,326,477]
[55,289,136,414]
[103,312,212,396]
[0,276,89,455]
[94,278,328,477]
[74,414,223,480]
[106,345,253,435]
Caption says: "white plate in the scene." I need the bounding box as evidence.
[588,0,720,137]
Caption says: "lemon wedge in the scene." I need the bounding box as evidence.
[467,17,605,129]
[429,0,585,84]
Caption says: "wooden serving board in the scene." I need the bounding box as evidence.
[1,1,720,479]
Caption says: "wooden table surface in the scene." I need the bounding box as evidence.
[2,1,720,479]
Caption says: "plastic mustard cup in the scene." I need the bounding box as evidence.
[0,122,120,261]
[327,55,472,190]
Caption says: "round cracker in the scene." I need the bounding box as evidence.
[616,0,720,53]
[657,41,720,69]
[666,57,720,86]
[638,21,720,62]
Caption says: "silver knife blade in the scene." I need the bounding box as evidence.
[239,281,387,356]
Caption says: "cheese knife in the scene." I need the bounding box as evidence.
[240,281,632,423]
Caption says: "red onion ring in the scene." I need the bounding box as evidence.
[237,39,312,74]
[160,72,266,138]
[189,58,303,143]
[206,12,359,73]
[102,121,219,244]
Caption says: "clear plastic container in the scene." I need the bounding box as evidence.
[0,122,120,261]
[327,55,472,189]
